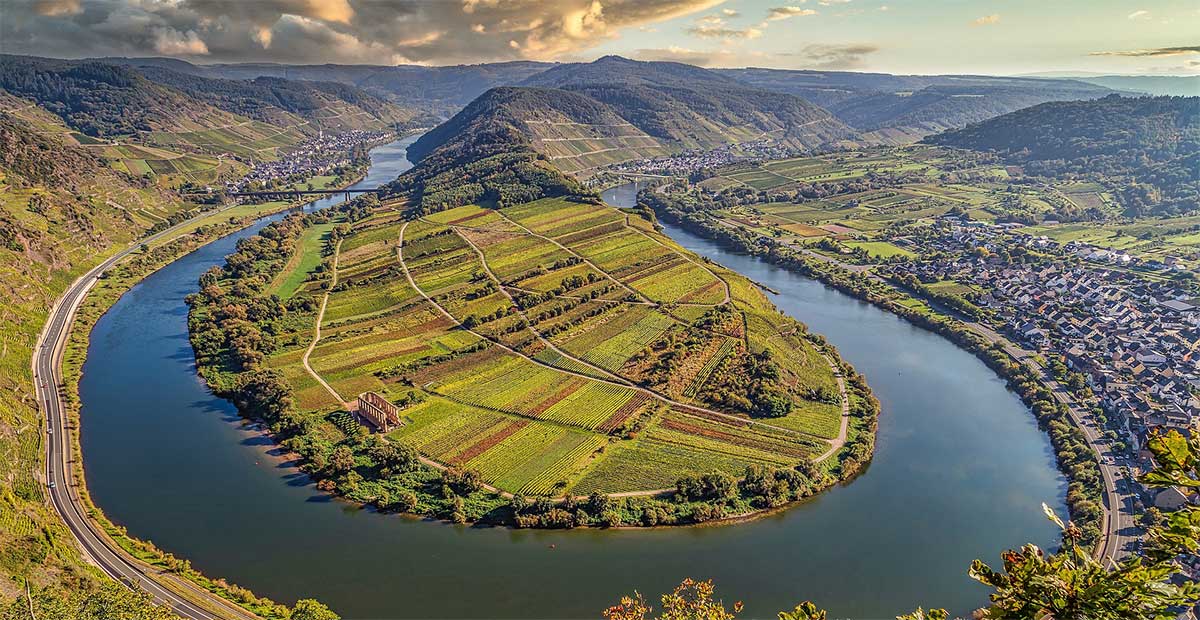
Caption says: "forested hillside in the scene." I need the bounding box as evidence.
[388,87,591,214]
[927,94,1200,215]
[524,56,851,150]
[103,57,553,116]
[404,57,855,189]
[131,66,429,132]
[0,55,241,137]
[719,67,1113,141]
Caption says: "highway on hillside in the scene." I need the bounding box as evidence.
[34,208,264,619]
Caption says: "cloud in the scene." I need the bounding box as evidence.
[1089,45,1200,57]
[1127,10,1150,20]
[767,6,818,21]
[0,0,727,65]
[153,28,209,56]
[879,5,889,11]
[688,24,763,39]
[30,0,81,16]
[721,8,739,17]
[972,14,1000,26]
[783,43,880,69]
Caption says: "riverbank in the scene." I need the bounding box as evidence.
[59,206,328,618]
[53,165,385,617]
[643,191,1104,547]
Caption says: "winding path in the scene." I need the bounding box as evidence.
[302,239,349,408]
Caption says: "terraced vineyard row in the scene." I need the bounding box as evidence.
[246,197,846,496]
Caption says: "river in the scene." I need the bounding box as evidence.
[78,148,1065,619]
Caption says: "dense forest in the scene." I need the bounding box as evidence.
[927,95,1200,216]
[132,67,424,129]
[0,55,238,136]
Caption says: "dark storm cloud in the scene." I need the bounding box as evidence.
[0,0,726,64]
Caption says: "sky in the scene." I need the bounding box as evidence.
[2,0,1197,75]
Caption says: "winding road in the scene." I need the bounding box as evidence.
[34,208,264,619]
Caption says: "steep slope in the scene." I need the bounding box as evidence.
[0,55,243,137]
[525,56,852,150]
[391,87,594,213]
[0,100,193,600]
[926,95,1200,215]
[718,68,1114,141]
[129,66,429,132]
[407,85,672,175]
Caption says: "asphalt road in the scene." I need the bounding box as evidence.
[33,208,262,619]
[970,321,1140,566]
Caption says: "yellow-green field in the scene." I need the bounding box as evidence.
[262,199,845,495]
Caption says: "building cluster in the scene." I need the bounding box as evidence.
[892,218,1200,529]
[608,138,796,178]
[228,130,387,192]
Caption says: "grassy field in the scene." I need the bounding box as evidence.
[691,145,1191,269]
[252,197,846,496]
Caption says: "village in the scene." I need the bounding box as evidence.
[227,129,390,192]
[888,217,1200,556]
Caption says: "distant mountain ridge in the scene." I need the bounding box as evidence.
[86,55,1123,144]
[926,94,1200,216]
[1018,73,1199,97]
[715,67,1115,141]
[407,56,853,181]
[99,56,553,116]
[0,54,418,138]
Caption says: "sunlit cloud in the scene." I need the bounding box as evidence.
[972,14,1000,26]
[1127,10,1150,20]
[767,6,819,21]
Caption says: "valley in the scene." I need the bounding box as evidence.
[1,40,1196,620]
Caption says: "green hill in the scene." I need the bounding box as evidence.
[926,94,1200,215]
[132,67,429,132]
[0,54,243,137]
[404,57,855,188]
[524,56,852,151]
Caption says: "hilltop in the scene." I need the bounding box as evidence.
[0,55,243,137]
[926,94,1200,216]
[402,57,854,189]
[101,56,553,117]
[77,55,1128,148]
[130,66,428,133]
